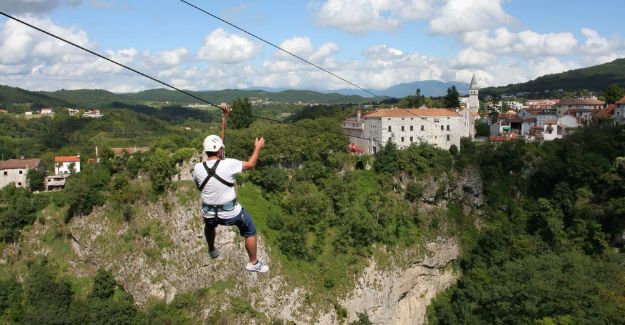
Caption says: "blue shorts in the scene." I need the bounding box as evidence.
[203,208,257,237]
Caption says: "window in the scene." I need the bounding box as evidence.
[388,118,391,120]
[3,171,7,176]
[410,125,413,131]
[401,137,404,142]
[17,182,21,186]
[440,125,444,131]
[373,147,377,153]
[421,125,425,131]
[388,126,391,132]
[447,135,450,141]
[401,126,405,131]
[388,137,392,142]
[447,125,450,131]
[410,136,413,141]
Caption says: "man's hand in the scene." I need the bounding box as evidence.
[243,137,265,170]
[255,137,265,150]
[219,103,232,116]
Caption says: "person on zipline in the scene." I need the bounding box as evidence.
[192,134,269,273]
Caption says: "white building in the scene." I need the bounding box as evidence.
[343,75,479,153]
[40,108,54,115]
[54,155,81,175]
[344,108,467,153]
[68,108,79,116]
[0,158,43,189]
[83,109,103,118]
[615,96,625,125]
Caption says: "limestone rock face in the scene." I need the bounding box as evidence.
[68,194,459,324]
[326,237,459,325]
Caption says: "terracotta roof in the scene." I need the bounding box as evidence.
[55,155,80,162]
[364,108,460,117]
[557,98,605,106]
[523,117,537,122]
[0,158,40,170]
[616,96,625,105]
[0,109,7,113]
[597,104,615,117]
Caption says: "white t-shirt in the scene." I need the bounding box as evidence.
[192,158,243,219]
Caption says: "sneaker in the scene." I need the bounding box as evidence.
[245,260,269,273]
[209,248,219,259]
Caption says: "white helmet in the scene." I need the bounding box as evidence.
[203,135,224,152]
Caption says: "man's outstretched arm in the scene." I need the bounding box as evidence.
[242,137,265,170]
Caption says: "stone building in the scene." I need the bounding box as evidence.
[0,158,44,189]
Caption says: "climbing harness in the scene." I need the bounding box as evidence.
[197,160,234,191]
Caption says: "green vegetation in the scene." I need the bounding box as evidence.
[2,84,625,324]
[428,126,625,324]
[481,58,625,98]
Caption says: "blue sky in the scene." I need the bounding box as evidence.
[0,0,624,93]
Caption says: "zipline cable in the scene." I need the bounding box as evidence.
[176,1,472,142]
[0,11,414,150]
[178,0,382,100]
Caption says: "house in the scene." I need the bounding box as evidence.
[0,109,7,113]
[0,158,44,189]
[542,115,579,141]
[526,99,558,109]
[554,98,604,122]
[68,108,79,116]
[536,108,558,126]
[54,155,81,175]
[83,109,103,118]
[342,75,479,153]
[45,175,68,191]
[343,108,470,152]
[40,108,54,115]
[615,96,625,126]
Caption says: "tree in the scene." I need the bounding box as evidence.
[26,169,44,191]
[230,97,255,129]
[89,269,116,300]
[145,149,176,193]
[373,141,400,174]
[444,86,460,108]
[604,84,625,104]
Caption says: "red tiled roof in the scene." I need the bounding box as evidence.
[0,109,7,113]
[523,117,537,122]
[597,104,615,117]
[616,96,625,105]
[557,98,605,106]
[54,155,80,162]
[364,108,460,117]
[0,158,40,170]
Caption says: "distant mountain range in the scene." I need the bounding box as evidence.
[481,58,625,98]
[248,80,470,98]
[0,79,469,108]
[3,57,623,108]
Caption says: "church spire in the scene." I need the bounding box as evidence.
[470,73,477,90]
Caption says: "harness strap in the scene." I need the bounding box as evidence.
[197,159,234,191]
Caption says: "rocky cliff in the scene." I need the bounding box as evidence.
[63,184,460,324]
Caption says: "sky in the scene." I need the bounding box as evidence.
[0,0,624,94]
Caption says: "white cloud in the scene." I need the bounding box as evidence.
[144,48,188,67]
[429,0,513,34]
[315,0,397,33]
[527,57,578,77]
[451,47,496,68]
[278,37,315,58]
[197,28,259,64]
[463,28,578,58]
[0,15,94,65]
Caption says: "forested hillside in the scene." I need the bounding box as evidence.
[429,128,625,324]
[481,58,625,97]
